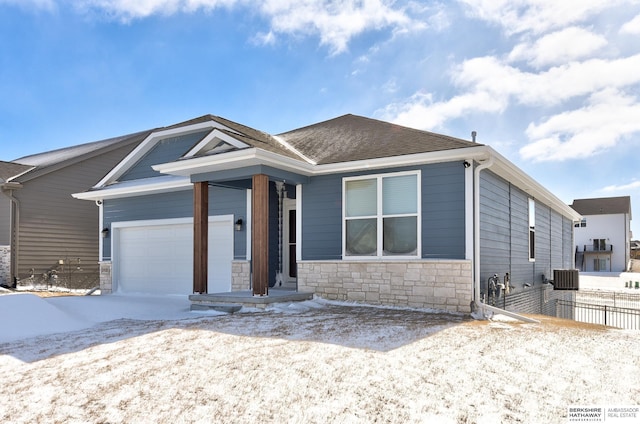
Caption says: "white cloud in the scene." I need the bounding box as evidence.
[380,89,508,130]
[384,53,640,131]
[379,1,640,166]
[459,0,625,35]
[508,27,607,68]
[520,89,640,161]
[601,180,640,192]
[252,30,277,46]
[77,0,233,19]
[454,54,640,107]
[620,13,640,34]
[74,0,421,55]
[259,0,418,55]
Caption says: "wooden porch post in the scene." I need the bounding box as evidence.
[193,181,208,294]
[252,174,269,296]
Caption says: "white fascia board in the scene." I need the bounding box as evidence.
[183,129,250,158]
[72,175,192,201]
[154,145,490,178]
[485,147,582,221]
[94,120,232,189]
[153,148,315,177]
[312,145,489,175]
[6,167,36,182]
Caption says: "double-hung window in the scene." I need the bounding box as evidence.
[343,171,420,258]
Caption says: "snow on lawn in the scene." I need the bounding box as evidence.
[0,293,639,423]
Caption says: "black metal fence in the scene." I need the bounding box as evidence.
[556,300,640,330]
[486,284,576,316]
[481,282,640,330]
[576,290,640,309]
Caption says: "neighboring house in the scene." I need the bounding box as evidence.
[0,132,150,288]
[570,196,633,272]
[73,114,580,313]
[632,240,640,259]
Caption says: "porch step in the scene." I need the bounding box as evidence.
[189,291,314,310]
[190,302,242,313]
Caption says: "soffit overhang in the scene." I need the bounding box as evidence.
[76,143,580,221]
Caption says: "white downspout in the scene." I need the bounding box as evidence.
[473,156,493,312]
[472,156,539,323]
[1,183,22,284]
[96,200,104,261]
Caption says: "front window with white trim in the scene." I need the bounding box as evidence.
[343,171,420,258]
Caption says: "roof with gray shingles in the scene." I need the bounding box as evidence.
[8,113,483,185]
[166,114,302,160]
[0,161,34,183]
[112,113,483,166]
[570,196,632,215]
[277,114,481,165]
[8,130,152,183]
[13,131,152,168]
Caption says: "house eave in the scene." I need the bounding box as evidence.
[82,143,579,222]
[152,148,315,177]
[72,175,192,201]
[312,145,489,174]
[485,147,582,221]
[153,145,491,178]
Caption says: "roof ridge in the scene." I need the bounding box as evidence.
[272,135,317,165]
[14,129,151,163]
[279,113,481,146]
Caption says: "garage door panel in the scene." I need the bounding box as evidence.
[115,218,232,295]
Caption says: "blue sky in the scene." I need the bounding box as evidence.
[1,0,639,237]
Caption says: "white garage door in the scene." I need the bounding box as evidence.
[114,217,233,295]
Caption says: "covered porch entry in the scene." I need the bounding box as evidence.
[189,166,309,308]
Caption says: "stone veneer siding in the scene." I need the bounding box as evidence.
[0,246,10,286]
[99,260,250,294]
[297,260,473,313]
[232,260,250,291]
[99,261,112,294]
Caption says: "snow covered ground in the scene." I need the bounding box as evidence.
[580,272,640,291]
[1,281,639,423]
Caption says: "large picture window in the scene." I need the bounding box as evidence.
[343,171,420,258]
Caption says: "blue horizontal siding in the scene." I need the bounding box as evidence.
[120,130,210,181]
[479,171,511,293]
[480,169,574,295]
[301,162,466,260]
[422,162,465,259]
[302,174,343,260]
[509,185,533,284]
[103,186,247,260]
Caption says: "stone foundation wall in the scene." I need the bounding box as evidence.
[232,260,250,291]
[0,246,10,286]
[99,261,112,294]
[297,260,473,313]
[98,260,248,295]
